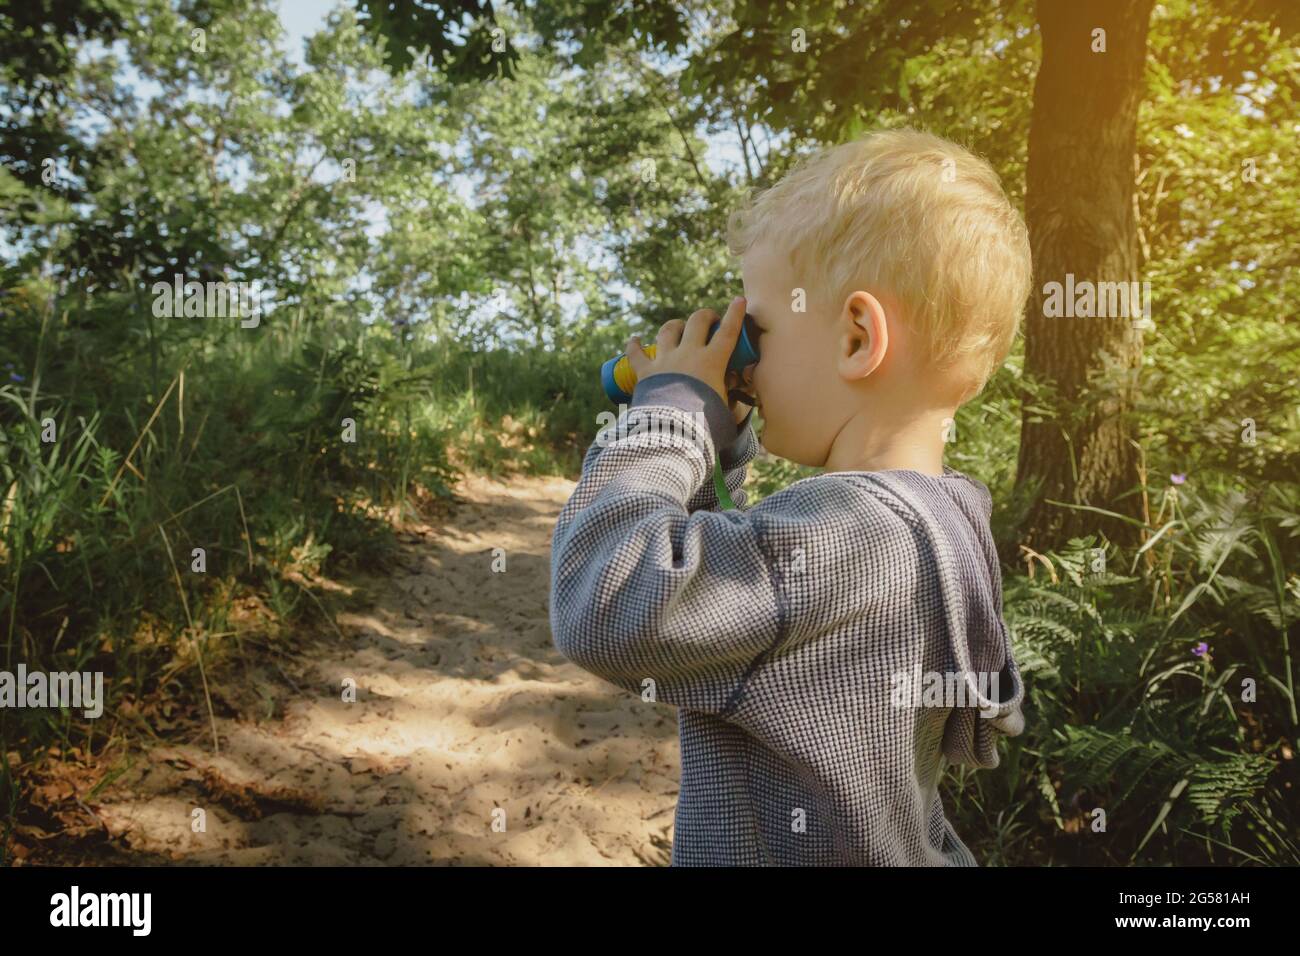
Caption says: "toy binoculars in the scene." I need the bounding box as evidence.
[601,312,761,404]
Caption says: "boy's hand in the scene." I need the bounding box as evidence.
[627,297,750,420]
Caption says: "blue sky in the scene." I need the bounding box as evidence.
[277,0,336,65]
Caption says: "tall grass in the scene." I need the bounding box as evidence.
[0,276,609,860]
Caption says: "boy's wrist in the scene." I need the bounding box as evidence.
[630,371,739,458]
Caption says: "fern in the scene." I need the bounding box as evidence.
[1185,748,1276,832]
[1057,725,1187,807]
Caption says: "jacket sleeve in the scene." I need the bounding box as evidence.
[549,375,782,715]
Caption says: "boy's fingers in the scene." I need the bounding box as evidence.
[682,308,717,346]
[712,296,746,354]
[626,335,647,375]
[656,318,684,351]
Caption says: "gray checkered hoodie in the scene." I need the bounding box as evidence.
[549,372,1026,866]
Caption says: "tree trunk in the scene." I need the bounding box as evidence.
[1014,0,1154,556]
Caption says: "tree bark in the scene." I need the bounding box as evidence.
[1015,0,1154,555]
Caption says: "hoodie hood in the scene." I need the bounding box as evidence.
[868,468,1026,769]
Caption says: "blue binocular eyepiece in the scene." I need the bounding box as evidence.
[601,312,761,404]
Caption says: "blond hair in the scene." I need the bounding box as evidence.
[726,129,1032,401]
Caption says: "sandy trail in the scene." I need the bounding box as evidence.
[88,472,679,865]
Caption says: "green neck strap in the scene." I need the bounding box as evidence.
[712,453,737,510]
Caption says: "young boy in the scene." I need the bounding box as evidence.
[549,129,1030,866]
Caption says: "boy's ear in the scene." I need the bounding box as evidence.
[839,291,889,381]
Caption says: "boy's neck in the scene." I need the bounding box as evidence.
[821,403,955,477]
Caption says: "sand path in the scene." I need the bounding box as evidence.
[88,473,678,865]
